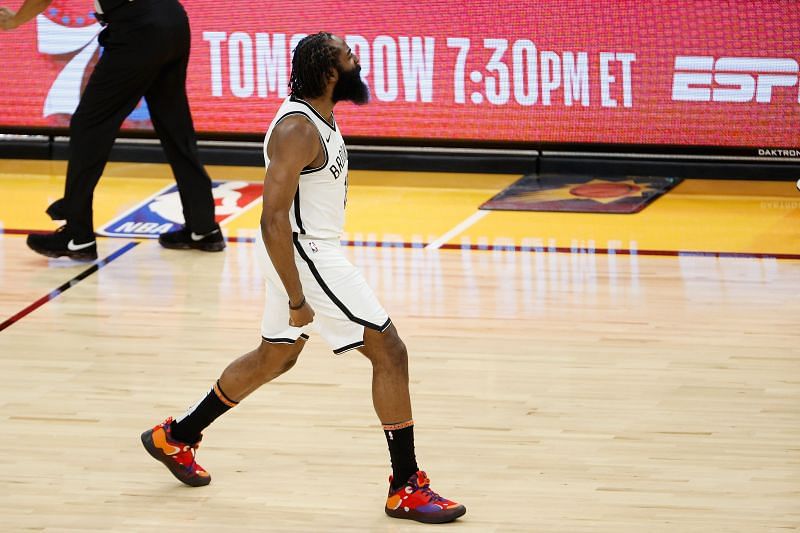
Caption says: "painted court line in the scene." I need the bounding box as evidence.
[3,228,799,260]
[425,210,490,250]
[0,241,139,333]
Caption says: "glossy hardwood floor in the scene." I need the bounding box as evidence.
[0,161,798,532]
[1,237,798,532]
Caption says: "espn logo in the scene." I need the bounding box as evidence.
[672,56,799,103]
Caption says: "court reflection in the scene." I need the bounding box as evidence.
[210,234,795,324]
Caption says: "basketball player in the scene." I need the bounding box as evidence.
[0,0,224,260]
[140,33,466,524]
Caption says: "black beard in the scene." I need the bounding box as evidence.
[332,65,370,105]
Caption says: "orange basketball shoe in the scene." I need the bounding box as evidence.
[141,417,211,487]
[385,471,466,523]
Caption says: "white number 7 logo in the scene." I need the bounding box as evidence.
[36,14,101,117]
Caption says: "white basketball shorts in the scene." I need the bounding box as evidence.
[256,231,391,354]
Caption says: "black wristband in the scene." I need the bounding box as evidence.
[289,296,306,310]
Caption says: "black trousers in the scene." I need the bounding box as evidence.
[60,0,215,236]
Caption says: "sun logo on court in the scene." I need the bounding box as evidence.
[480,175,681,214]
[516,179,657,205]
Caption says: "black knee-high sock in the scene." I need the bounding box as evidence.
[170,380,238,444]
[383,420,419,490]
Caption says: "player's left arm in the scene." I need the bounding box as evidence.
[0,0,53,30]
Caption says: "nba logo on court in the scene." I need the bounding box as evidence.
[98,181,262,238]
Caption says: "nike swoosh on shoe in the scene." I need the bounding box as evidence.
[191,230,219,241]
[67,239,95,251]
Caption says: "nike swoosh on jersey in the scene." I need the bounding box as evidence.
[67,239,95,251]
[326,132,332,142]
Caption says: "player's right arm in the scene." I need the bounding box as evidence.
[261,116,320,327]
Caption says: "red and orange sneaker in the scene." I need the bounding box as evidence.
[385,471,466,523]
[141,417,211,487]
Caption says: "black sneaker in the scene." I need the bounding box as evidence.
[26,225,97,261]
[158,226,226,252]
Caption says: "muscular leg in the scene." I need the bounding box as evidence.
[360,323,420,490]
[168,338,305,443]
[359,324,412,424]
[219,338,306,402]
[360,324,466,523]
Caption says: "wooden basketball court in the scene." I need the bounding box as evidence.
[1,159,798,532]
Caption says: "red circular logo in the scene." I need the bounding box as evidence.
[569,182,641,199]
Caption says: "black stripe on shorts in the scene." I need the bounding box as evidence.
[292,233,387,331]
[333,341,365,355]
[262,333,310,344]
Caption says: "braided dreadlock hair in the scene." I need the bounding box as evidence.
[289,32,340,100]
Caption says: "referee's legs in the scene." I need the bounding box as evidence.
[61,50,156,237]
[145,54,216,235]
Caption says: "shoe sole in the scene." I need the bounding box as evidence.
[140,429,211,487]
[158,240,226,252]
[26,242,97,261]
[385,504,466,524]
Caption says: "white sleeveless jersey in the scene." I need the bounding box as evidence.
[263,96,349,240]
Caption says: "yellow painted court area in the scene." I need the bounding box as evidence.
[0,159,798,256]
